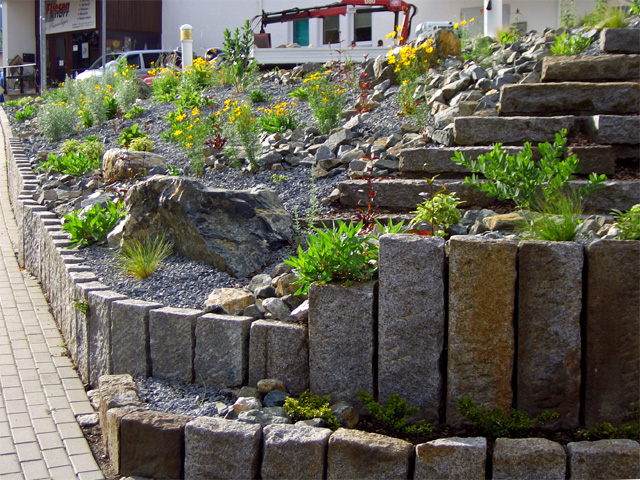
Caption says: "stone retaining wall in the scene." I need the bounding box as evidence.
[3,111,640,478]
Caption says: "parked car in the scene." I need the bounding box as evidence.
[76,49,180,81]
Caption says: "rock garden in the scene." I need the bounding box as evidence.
[2,3,640,479]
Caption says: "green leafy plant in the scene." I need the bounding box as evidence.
[452,129,607,210]
[222,99,260,172]
[220,19,258,93]
[150,67,181,102]
[15,104,37,121]
[519,191,583,241]
[271,173,288,183]
[284,220,378,295]
[579,408,639,441]
[499,29,520,45]
[303,71,346,134]
[60,136,104,164]
[629,0,640,15]
[611,204,640,240]
[358,390,434,436]
[288,86,309,101]
[283,390,341,430]
[456,397,559,439]
[551,31,593,56]
[5,97,32,107]
[258,101,301,134]
[560,0,577,27]
[409,177,463,236]
[117,235,173,280]
[73,300,89,314]
[124,105,145,119]
[38,152,100,177]
[118,123,148,148]
[167,164,182,176]
[128,137,155,152]
[579,0,630,28]
[62,201,125,247]
[249,89,271,103]
[466,36,495,68]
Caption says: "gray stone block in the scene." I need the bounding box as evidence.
[327,428,413,480]
[248,320,309,395]
[111,299,163,378]
[517,241,583,429]
[585,240,640,427]
[541,54,640,82]
[87,290,128,387]
[580,179,640,213]
[194,313,254,387]
[149,307,202,382]
[415,437,486,480]
[493,438,566,480]
[454,116,579,146]
[309,281,376,409]
[567,439,640,480]
[447,237,517,426]
[585,115,640,145]
[184,416,262,480]
[600,28,640,54]
[98,374,139,451]
[261,424,332,480]
[61,270,97,359]
[378,235,445,422]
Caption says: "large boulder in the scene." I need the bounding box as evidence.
[102,148,167,183]
[120,175,293,278]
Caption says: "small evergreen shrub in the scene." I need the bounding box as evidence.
[358,390,434,436]
[283,390,341,430]
[579,408,639,441]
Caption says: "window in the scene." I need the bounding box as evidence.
[354,12,372,42]
[124,53,141,69]
[323,16,340,45]
[293,19,310,46]
[142,52,161,68]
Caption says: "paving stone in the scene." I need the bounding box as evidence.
[248,320,309,396]
[327,428,413,480]
[194,313,254,387]
[261,424,332,480]
[567,439,640,480]
[447,237,517,426]
[415,437,487,480]
[184,416,262,480]
[378,235,445,422]
[493,438,566,480]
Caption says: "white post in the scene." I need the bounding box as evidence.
[483,0,504,39]
[39,0,47,92]
[180,24,193,71]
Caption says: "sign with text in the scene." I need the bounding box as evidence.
[45,0,95,34]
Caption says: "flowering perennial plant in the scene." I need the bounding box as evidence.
[257,101,301,134]
[303,71,346,134]
[219,99,260,172]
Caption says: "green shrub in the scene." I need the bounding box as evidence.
[15,104,37,121]
[288,86,309,101]
[358,391,434,436]
[456,397,558,439]
[128,137,154,152]
[611,204,640,240]
[303,71,346,134]
[285,220,378,295]
[579,0,629,28]
[151,67,181,102]
[5,97,32,108]
[409,179,463,236]
[452,129,607,210]
[62,200,124,247]
[37,101,77,141]
[118,123,148,148]
[223,100,260,172]
[283,391,341,430]
[629,0,640,15]
[249,89,271,103]
[579,408,639,441]
[551,31,593,56]
[124,105,145,119]
[60,136,104,164]
[118,235,173,279]
[220,20,258,93]
[258,101,301,134]
[38,152,99,177]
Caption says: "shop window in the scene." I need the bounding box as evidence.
[323,16,340,45]
[354,12,372,42]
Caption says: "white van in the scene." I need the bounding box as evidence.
[76,50,180,80]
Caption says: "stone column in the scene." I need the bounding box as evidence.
[447,237,517,426]
[308,281,377,410]
[378,234,445,422]
[517,241,583,429]
[585,240,640,426]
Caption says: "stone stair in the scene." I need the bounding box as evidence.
[339,28,640,214]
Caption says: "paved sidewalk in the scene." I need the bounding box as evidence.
[0,129,105,478]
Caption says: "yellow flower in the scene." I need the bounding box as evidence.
[78,110,83,115]
[461,20,467,26]
[396,25,402,31]
[94,85,100,90]
[187,135,193,140]
[176,113,186,122]
[185,143,193,148]
[454,23,459,29]
[470,17,475,22]
[174,130,182,136]
[386,31,396,39]
[192,107,199,116]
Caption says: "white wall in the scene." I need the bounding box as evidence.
[3,0,36,63]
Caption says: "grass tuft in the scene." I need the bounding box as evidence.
[118,235,173,280]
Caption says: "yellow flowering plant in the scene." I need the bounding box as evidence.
[150,67,181,102]
[257,101,301,134]
[219,99,260,172]
[303,71,346,134]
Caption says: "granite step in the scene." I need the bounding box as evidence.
[499,82,640,116]
[600,28,640,54]
[541,55,640,83]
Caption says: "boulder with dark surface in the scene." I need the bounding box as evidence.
[119,175,293,278]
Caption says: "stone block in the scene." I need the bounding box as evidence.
[447,237,517,426]
[378,235,445,422]
[493,438,566,480]
[585,115,640,145]
[261,424,332,480]
[106,406,140,473]
[87,290,128,387]
[499,82,640,116]
[517,241,583,429]
[581,179,640,213]
[194,313,254,387]
[327,428,413,480]
[415,437,487,480]
[600,28,640,54]
[149,307,202,382]
[248,320,309,395]
[585,240,640,426]
[110,299,163,377]
[567,439,640,480]
[60,270,97,362]
[184,416,262,480]
[308,281,376,409]
[453,116,578,146]
[98,374,140,451]
[541,54,640,82]
[119,410,191,479]
[567,145,616,176]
